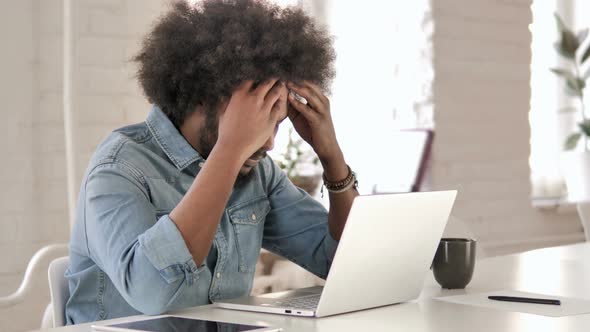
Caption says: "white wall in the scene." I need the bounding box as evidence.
[430,0,584,256]
[0,1,70,331]
[0,0,36,298]
[69,0,167,193]
[0,1,165,331]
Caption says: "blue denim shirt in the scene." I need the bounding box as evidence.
[65,106,338,325]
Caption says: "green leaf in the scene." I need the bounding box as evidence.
[554,14,580,58]
[579,120,590,137]
[562,31,580,56]
[554,42,575,60]
[550,68,585,96]
[565,133,582,150]
[582,43,590,64]
[566,77,585,96]
[550,68,575,80]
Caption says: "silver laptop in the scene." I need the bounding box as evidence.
[215,190,457,318]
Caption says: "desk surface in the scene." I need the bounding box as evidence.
[43,242,590,332]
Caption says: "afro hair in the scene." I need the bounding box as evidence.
[133,0,336,127]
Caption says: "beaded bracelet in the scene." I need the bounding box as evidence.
[322,165,358,195]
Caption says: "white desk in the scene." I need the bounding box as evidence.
[42,243,590,332]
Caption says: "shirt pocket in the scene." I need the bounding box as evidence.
[227,196,271,273]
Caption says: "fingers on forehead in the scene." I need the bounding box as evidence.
[238,80,255,91]
[256,78,280,94]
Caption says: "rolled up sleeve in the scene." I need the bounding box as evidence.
[139,214,204,284]
[84,162,204,314]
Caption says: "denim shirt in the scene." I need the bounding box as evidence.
[65,106,338,325]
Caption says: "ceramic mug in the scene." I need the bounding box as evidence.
[432,238,476,289]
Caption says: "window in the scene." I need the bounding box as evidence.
[529,0,590,200]
[270,0,434,195]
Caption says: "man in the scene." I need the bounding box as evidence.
[66,0,358,324]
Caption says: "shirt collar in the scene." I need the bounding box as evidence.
[146,105,204,170]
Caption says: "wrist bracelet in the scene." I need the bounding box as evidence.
[323,165,353,189]
[322,165,358,195]
[326,178,357,193]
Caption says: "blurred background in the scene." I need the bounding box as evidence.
[1,0,590,330]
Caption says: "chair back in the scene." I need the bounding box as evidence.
[48,256,70,327]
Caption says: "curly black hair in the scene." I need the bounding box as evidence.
[133,0,336,128]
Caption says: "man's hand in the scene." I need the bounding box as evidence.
[288,81,357,242]
[217,79,287,162]
[171,79,288,265]
[287,81,346,179]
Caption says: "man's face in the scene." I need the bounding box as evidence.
[199,86,288,177]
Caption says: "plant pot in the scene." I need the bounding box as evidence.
[561,151,590,202]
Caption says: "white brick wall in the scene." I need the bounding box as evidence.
[0,1,70,331]
[0,0,36,312]
[431,0,585,256]
[0,0,163,330]
[71,0,167,194]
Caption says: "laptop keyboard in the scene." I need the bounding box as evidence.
[273,294,321,310]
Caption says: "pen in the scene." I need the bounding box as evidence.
[488,295,561,305]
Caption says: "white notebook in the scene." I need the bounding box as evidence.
[436,290,590,317]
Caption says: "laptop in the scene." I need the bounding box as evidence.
[215,190,457,318]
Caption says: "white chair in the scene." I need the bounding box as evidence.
[47,256,70,328]
[0,243,68,331]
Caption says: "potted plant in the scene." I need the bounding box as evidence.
[274,128,322,196]
[551,14,590,202]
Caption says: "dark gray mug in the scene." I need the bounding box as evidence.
[432,238,476,289]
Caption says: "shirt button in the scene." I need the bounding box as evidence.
[251,214,257,221]
[216,272,221,279]
[198,162,204,168]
